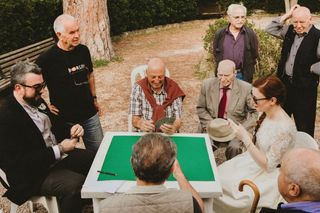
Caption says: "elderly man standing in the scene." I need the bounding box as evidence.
[260,148,320,212]
[266,5,320,137]
[36,14,103,151]
[197,59,258,160]
[214,4,259,83]
[99,133,204,213]
[130,58,185,134]
[0,61,95,213]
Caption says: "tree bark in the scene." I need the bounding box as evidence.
[63,0,114,60]
[284,0,299,13]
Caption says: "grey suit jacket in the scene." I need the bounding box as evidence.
[196,78,258,133]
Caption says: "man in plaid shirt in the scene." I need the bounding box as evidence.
[129,58,185,134]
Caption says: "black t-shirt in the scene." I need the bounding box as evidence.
[36,44,97,123]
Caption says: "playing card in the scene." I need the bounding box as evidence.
[155,117,175,129]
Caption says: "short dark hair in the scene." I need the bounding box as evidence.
[131,133,176,183]
[10,61,42,87]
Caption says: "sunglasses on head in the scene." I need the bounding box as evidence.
[20,81,47,92]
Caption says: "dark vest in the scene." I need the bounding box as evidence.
[277,25,320,88]
[214,25,259,83]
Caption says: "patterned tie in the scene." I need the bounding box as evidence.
[218,87,229,118]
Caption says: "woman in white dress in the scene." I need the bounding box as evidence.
[212,76,297,213]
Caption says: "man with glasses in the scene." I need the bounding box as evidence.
[0,61,95,213]
[36,14,103,151]
[197,60,258,160]
[213,3,259,83]
[266,5,320,137]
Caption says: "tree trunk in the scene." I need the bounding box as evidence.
[63,0,114,60]
[284,0,299,13]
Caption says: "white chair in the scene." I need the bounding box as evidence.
[0,168,59,213]
[294,131,319,150]
[128,65,170,131]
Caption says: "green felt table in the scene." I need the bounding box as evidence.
[98,135,215,181]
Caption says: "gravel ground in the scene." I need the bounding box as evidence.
[1,15,320,213]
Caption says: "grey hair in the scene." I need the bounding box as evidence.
[53,14,75,33]
[227,4,247,16]
[10,61,42,86]
[131,133,177,183]
[282,148,320,200]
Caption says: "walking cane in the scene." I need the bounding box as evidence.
[239,179,260,213]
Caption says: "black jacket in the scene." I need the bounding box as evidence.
[0,94,69,204]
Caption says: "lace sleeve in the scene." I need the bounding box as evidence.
[265,125,295,171]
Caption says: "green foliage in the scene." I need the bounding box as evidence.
[108,0,199,35]
[0,0,62,54]
[215,0,320,14]
[201,18,281,80]
[93,55,124,68]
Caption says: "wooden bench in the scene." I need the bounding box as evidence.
[0,37,55,91]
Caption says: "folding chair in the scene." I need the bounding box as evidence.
[0,168,59,213]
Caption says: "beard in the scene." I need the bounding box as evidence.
[23,93,43,107]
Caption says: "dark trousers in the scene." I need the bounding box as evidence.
[282,76,317,137]
[39,149,95,213]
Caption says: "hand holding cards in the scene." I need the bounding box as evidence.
[155,117,175,129]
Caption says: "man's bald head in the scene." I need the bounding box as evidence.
[278,148,320,202]
[147,58,165,74]
[146,58,166,92]
[292,6,311,19]
[292,6,312,35]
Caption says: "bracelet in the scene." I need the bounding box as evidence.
[58,144,64,154]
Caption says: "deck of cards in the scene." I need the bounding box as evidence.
[155,117,175,129]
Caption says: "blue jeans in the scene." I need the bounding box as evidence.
[68,113,103,152]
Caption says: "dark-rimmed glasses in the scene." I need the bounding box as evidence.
[20,81,46,92]
[252,95,270,104]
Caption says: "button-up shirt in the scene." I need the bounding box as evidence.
[21,103,61,159]
[130,83,183,121]
[223,27,246,69]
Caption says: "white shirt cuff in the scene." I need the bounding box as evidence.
[53,145,61,160]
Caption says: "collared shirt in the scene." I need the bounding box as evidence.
[281,201,320,212]
[265,17,320,76]
[21,103,61,160]
[219,83,233,119]
[223,26,246,69]
[130,83,183,121]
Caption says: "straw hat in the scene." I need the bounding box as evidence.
[207,118,236,142]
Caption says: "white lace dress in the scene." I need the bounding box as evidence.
[212,118,296,213]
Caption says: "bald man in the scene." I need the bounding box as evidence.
[129,58,185,134]
[266,5,320,137]
[260,148,320,212]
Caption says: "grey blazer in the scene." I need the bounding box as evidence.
[196,77,258,133]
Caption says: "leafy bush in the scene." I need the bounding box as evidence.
[0,0,62,54]
[201,18,282,80]
[216,0,320,14]
[108,0,199,35]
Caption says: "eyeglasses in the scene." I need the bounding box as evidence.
[20,81,46,92]
[252,95,270,104]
